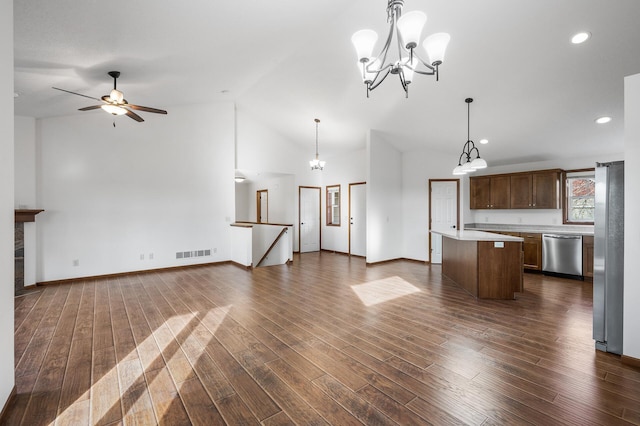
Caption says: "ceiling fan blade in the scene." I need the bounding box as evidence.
[125,109,145,122]
[127,104,168,115]
[52,87,102,102]
[78,105,103,111]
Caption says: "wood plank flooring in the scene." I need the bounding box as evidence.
[5,252,640,425]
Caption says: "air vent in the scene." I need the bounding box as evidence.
[176,249,213,260]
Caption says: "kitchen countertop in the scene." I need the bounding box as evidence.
[431,229,523,242]
[465,223,594,236]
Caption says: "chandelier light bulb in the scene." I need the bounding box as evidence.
[397,11,427,49]
[423,32,451,65]
[351,29,378,62]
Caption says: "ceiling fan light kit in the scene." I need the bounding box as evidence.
[453,98,488,175]
[351,0,450,98]
[53,70,167,124]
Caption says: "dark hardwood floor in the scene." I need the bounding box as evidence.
[5,252,640,425]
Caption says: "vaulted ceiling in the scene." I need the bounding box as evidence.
[13,0,640,166]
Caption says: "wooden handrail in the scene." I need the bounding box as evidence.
[256,227,289,268]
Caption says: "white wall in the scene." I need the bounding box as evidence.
[320,148,366,253]
[0,0,15,409]
[367,131,403,263]
[34,103,235,282]
[235,174,295,224]
[402,147,462,262]
[624,73,640,360]
[236,109,322,252]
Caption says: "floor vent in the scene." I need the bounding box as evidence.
[176,249,212,260]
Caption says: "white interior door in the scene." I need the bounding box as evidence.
[430,181,458,264]
[349,183,366,257]
[299,187,320,253]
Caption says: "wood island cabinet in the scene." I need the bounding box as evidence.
[471,169,560,210]
[470,175,510,209]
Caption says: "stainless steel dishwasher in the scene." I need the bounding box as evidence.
[542,234,583,278]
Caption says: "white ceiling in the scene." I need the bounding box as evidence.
[13,0,640,166]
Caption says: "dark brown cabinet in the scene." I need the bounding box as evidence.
[471,169,560,210]
[470,175,510,209]
[510,171,560,209]
[521,232,542,270]
[583,235,594,279]
[489,230,542,271]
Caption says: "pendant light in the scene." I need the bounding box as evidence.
[453,98,487,175]
[309,118,325,170]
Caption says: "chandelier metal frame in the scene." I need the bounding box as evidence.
[352,0,450,98]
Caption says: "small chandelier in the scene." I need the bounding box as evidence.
[351,0,450,98]
[309,118,325,171]
[453,98,487,175]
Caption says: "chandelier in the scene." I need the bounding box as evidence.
[453,98,487,175]
[351,0,450,98]
[309,118,325,170]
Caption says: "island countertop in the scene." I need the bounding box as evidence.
[431,229,523,242]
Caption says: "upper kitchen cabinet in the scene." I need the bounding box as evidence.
[470,175,510,209]
[470,169,560,210]
[510,170,561,209]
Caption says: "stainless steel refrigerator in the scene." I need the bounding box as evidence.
[593,160,624,354]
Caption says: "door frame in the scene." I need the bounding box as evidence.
[256,189,268,223]
[428,179,460,262]
[349,181,366,256]
[298,186,321,253]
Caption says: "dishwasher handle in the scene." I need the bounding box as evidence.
[543,234,582,240]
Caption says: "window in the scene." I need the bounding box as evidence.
[563,170,595,224]
[326,185,340,226]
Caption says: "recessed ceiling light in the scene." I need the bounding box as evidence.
[479,139,489,144]
[571,32,591,44]
[595,116,612,124]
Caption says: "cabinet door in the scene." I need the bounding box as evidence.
[510,174,533,208]
[532,171,559,209]
[490,176,511,209]
[583,235,594,278]
[521,233,542,270]
[470,177,491,209]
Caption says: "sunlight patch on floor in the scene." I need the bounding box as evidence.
[55,305,232,425]
[351,276,421,307]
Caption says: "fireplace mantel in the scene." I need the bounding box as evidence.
[15,209,44,223]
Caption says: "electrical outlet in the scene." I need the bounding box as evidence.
[140,254,145,260]
[213,248,217,253]
[72,259,79,267]
[149,253,154,260]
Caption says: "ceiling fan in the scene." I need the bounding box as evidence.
[53,71,167,123]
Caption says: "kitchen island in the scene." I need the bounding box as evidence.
[432,230,524,299]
